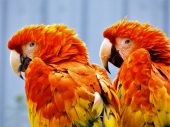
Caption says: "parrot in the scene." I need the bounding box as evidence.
[8,24,120,127]
[99,19,170,127]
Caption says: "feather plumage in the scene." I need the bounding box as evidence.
[103,19,170,127]
[8,24,120,127]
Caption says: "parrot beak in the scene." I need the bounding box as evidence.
[100,38,124,72]
[10,50,32,79]
[99,38,112,73]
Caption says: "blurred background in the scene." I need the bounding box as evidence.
[0,0,170,126]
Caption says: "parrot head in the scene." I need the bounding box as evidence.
[8,24,88,79]
[100,19,170,72]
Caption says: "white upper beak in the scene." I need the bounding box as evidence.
[99,38,112,72]
[10,50,21,77]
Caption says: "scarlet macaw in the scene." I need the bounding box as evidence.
[100,19,170,127]
[8,24,120,127]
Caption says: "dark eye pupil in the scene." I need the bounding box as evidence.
[30,43,35,47]
[125,40,130,44]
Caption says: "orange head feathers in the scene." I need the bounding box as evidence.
[103,19,170,64]
[8,24,89,64]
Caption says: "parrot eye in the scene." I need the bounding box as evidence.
[125,39,130,44]
[29,42,35,47]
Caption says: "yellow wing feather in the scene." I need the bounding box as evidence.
[115,48,170,127]
[26,58,120,127]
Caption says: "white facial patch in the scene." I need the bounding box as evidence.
[115,37,134,60]
[22,41,36,58]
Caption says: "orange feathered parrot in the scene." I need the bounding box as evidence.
[100,19,170,127]
[8,24,120,127]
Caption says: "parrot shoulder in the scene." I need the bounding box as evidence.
[118,48,152,109]
[117,48,170,126]
[26,59,95,126]
[25,58,65,127]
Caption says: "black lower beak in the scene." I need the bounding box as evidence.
[108,46,124,68]
[18,55,32,79]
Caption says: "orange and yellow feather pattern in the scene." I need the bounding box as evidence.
[8,24,120,127]
[104,19,170,127]
[25,58,120,127]
[114,49,170,127]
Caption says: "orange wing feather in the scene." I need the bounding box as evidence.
[8,24,120,127]
[25,57,120,127]
[103,19,170,127]
[114,48,170,127]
